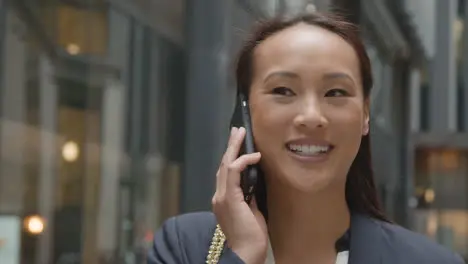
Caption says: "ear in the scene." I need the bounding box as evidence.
[363,98,370,136]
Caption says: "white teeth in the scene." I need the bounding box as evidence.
[288,144,330,155]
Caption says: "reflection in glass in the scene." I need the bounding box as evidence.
[1,1,186,263]
[413,148,468,259]
[56,4,108,55]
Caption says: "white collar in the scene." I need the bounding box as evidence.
[265,240,349,264]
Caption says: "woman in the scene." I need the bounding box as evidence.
[148,11,464,264]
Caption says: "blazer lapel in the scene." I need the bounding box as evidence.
[348,213,384,264]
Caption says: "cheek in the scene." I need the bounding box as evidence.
[251,105,291,151]
[328,104,365,149]
[333,111,363,131]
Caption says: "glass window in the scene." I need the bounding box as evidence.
[458,0,468,131]
[412,148,468,259]
[456,0,465,131]
[0,1,186,263]
[420,67,430,132]
[19,0,108,56]
[362,23,396,132]
[56,4,108,56]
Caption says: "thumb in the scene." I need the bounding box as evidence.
[250,196,268,234]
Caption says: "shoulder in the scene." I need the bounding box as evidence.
[163,211,217,233]
[169,211,219,245]
[148,211,218,264]
[376,220,464,263]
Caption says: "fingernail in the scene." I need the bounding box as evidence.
[231,127,236,135]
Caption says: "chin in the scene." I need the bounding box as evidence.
[291,176,333,194]
[276,166,335,194]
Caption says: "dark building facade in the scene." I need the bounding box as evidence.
[0,0,186,263]
[335,0,468,259]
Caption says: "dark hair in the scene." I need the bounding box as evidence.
[235,11,388,222]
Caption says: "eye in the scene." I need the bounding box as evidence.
[272,87,295,96]
[325,88,348,97]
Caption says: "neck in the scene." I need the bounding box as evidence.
[266,181,350,263]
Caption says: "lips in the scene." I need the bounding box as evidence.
[285,140,334,158]
[287,144,333,156]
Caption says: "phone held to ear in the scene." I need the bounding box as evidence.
[231,93,259,205]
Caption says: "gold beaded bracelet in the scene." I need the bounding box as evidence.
[205,224,226,264]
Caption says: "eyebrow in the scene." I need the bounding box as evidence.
[264,71,355,84]
[264,71,299,83]
[322,72,355,84]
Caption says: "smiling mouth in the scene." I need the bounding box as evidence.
[286,144,334,157]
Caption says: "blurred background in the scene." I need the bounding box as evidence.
[0,0,466,263]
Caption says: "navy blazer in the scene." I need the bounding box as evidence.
[148,211,465,264]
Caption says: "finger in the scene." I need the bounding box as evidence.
[224,127,246,164]
[216,127,239,195]
[215,168,222,194]
[226,152,261,191]
[250,197,268,234]
[227,127,238,147]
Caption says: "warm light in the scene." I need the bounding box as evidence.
[427,213,438,236]
[415,186,425,196]
[441,150,459,170]
[24,215,45,235]
[424,188,435,203]
[62,141,79,162]
[66,43,81,55]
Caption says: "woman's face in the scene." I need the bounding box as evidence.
[249,23,369,193]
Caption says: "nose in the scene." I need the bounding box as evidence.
[293,99,328,129]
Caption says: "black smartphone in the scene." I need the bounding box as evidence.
[230,93,259,205]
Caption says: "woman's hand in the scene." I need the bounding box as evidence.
[212,127,268,264]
